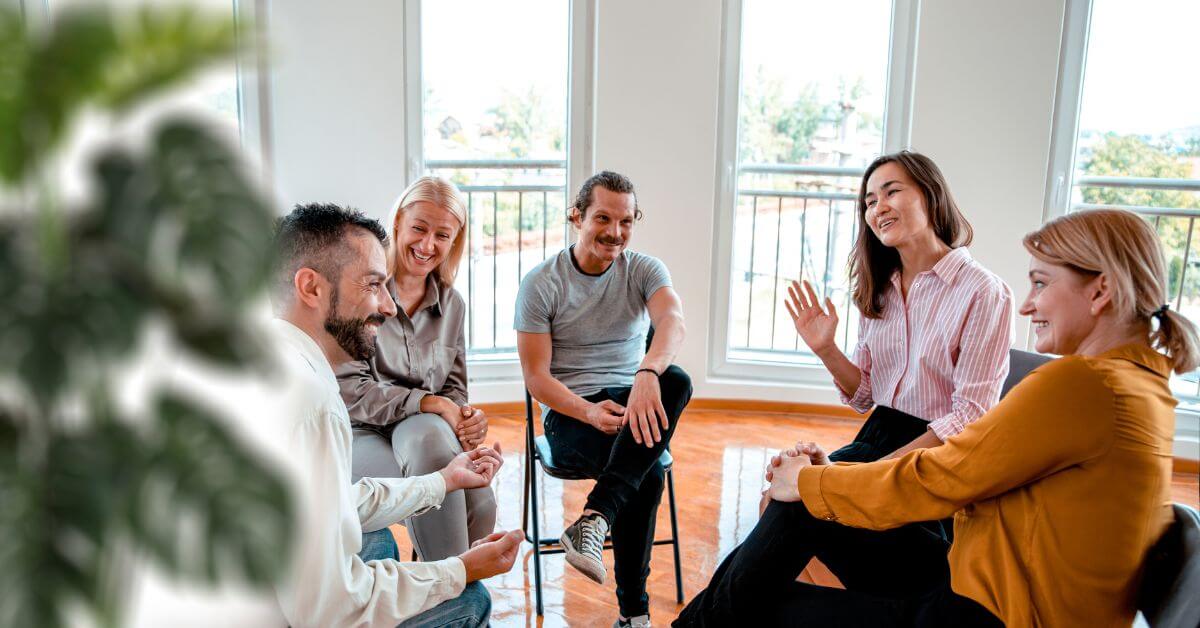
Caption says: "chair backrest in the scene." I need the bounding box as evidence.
[1137,503,1200,627]
[1000,349,1053,399]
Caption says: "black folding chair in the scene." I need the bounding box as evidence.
[520,389,684,616]
[1137,503,1200,627]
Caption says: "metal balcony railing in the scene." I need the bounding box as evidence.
[729,164,864,361]
[1072,174,1200,400]
[425,159,569,357]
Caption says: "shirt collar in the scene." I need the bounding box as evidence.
[1097,342,1173,379]
[271,318,339,389]
[888,247,973,291]
[388,274,444,317]
[931,247,972,284]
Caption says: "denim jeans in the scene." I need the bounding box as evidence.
[543,365,693,618]
[358,529,492,628]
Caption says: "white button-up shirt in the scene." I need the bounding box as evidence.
[270,319,466,627]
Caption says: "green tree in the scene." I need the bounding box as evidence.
[738,66,829,165]
[0,6,290,626]
[486,84,564,159]
[1080,133,1200,301]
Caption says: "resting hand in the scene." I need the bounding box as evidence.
[626,370,669,447]
[460,529,523,582]
[794,440,830,466]
[585,399,627,434]
[439,443,504,492]
[785,280,839,355]
[456,405,489,449]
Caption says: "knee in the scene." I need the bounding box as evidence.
[641,461,665,492]
[658,365,693,407]
[462,581,492,627]
[395,414,460,468]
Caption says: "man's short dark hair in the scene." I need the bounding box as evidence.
[570,170,642,220]
[272,202,388,304]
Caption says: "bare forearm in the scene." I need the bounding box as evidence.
[641,313,685,374]
[882,428,942,461]
[814,345,862,396]
[525,372,594,423]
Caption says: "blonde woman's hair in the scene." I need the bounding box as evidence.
[1023,209,1199,374]
[387,176,468,287]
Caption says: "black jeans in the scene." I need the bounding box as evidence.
[543,365,693,618]
[674,406,996,627]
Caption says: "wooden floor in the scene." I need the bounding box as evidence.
[387,409,1200,628]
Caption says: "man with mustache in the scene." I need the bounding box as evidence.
[270,202,522,627]
[516,172,692,628]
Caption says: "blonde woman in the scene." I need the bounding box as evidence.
[337,176,497,561]
[679,209,1197,627]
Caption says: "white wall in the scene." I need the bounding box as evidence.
[262,0,1071,405]
[268,0,409,218]
[909,0,1067,348]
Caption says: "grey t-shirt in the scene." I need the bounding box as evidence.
[515,246,672,397]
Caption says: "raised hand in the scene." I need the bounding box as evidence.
[784,280,840,355]
[439,443,504,492]
[586,399,627,434]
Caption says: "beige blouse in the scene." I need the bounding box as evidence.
[336,275,468,427]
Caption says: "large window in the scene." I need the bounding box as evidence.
[411,0,582,360]
[1049,0,1200,402]
[711,0,915,379]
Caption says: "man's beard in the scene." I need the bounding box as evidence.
[324,287,386,361]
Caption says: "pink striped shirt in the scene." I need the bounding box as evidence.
[838,247,1014,441]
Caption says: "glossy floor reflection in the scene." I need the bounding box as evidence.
[389,409,1200,627]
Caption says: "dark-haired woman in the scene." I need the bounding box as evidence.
[790,150,1013,465]
[748,152,1014,600]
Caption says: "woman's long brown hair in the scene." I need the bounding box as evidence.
[849,151,974,318]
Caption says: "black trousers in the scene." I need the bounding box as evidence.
[674,406,999,627]
[543,365,693,618]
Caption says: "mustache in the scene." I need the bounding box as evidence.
[365,313,387,325]
[597,237,624,246]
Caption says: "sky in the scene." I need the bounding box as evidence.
[1079,0,1200,137]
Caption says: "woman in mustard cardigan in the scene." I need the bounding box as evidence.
[676,209,1199,628]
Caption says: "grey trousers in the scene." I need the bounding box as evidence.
[351,413,498,561]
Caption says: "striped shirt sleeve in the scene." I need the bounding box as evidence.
[928,282,1014,440]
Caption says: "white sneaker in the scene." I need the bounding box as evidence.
[561,513,608,584]
[614,615,651,628]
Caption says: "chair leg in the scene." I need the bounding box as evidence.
[527,444,545,615]
[667,466,684,603]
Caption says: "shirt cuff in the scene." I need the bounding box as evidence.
[408,472,449,518]
[442,556,467,595]
[836,371,874,414]
[797,465,837,522]
[404,388,431,418]
[928,414,961,442]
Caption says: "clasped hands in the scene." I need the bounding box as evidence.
[428,395,489,449]
[585,370,668,448]
[762,440,830,502]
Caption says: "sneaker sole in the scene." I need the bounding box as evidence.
[560,529,606,584]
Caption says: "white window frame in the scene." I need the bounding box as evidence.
[707,0,920,386]
[399,0,595,383]
[1043,0,1198,459]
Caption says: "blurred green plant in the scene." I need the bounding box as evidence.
[0,5,290,627]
